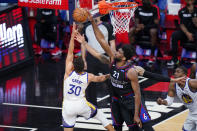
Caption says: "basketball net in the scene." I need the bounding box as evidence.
[109,2,137,34]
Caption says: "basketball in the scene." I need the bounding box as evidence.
[72,8,88,23]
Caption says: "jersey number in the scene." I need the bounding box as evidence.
[113,71,119,79]
[68,84,81,96]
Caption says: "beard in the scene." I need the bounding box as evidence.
[114,57,122,62]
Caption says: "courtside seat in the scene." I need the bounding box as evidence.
[136,35,158,57]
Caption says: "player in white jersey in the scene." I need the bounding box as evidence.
[62,23,114,131]
[157,66,197,131]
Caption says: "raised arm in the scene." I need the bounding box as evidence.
[64,23,77,79]
[127,68,142,128]
[81,44,87,70]
[107,23,116,53]
[88,73,110,83]
[87,12,114,62]
[75,32,110,64]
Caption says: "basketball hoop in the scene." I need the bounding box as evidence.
[98,0,138,34]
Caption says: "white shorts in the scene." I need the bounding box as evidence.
[183,112,197,131]
[62,99,97,128]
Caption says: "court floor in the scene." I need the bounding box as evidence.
[0,54,190,131]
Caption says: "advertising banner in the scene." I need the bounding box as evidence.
[0,6,33,72]
[18,0,68,10]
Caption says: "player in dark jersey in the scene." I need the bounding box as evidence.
[75,12,154,131]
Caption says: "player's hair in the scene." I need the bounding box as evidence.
[73,56,84,73]
[177,66,188,75]
[121,44,136,61]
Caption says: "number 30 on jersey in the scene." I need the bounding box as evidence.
[68,84,81,96]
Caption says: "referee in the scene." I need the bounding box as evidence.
[81,15,116,106]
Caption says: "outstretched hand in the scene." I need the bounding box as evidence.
[74,32,86,44]
[157,97,167,105]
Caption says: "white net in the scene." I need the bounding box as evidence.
[109,2,137,34]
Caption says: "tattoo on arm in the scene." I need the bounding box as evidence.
[99,55,110,64]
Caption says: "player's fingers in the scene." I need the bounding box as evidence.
[139,121,142,128]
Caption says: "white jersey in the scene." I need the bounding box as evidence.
[63,71,88,101]
[175,78,197,114]
[62,71,110,128]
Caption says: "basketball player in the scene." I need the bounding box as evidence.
[62,23,114,131]
[74,35,186,84]
[75,12,154,131]
[157,66,197,131]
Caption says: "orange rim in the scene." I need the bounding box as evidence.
[98,0,138,14]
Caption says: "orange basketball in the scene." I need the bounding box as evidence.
[72,8,88,23]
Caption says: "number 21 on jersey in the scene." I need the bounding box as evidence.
[113,71,119,79]
[68,84,81,96]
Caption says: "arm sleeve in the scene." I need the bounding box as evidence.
[143,71,171,82]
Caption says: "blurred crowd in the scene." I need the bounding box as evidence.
[3,0,195,66]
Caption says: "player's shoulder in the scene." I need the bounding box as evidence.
[191,63,197,70]
[127,66,137,76]
[127,67,136,72]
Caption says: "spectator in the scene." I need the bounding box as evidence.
[35,9,62,56]
[129,0,160,58]
[167,0,197,66]
[81,15,116,106]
